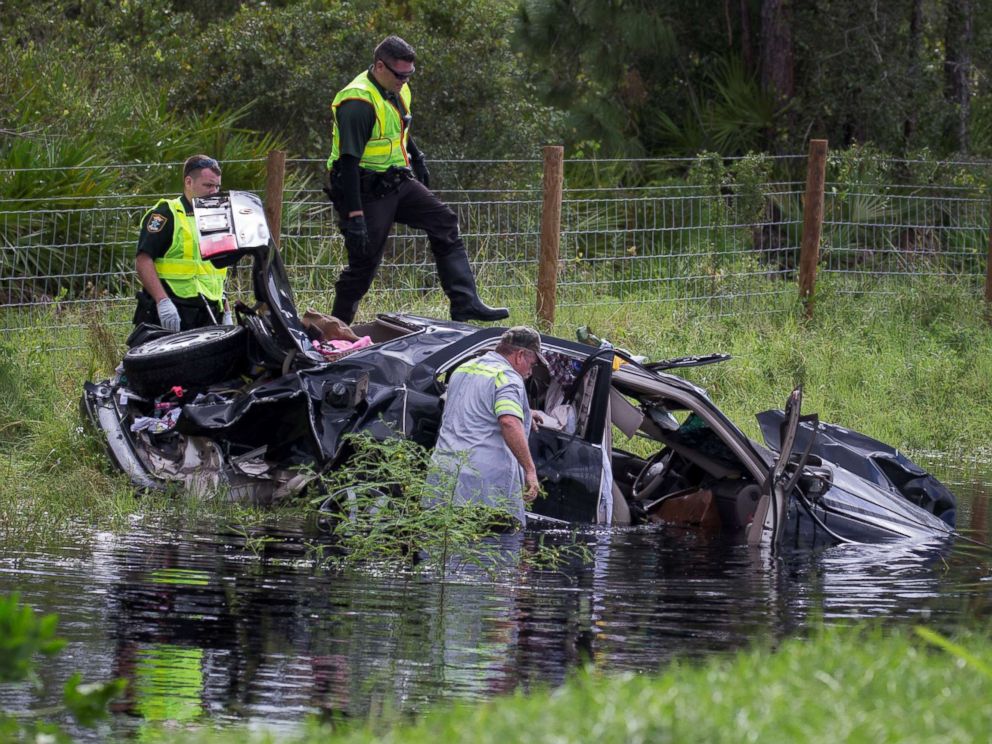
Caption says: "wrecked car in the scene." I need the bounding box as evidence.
[81,191,957,547]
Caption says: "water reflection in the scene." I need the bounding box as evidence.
[130,645,204,723]
[0,471,990,738]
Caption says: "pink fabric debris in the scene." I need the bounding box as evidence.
[327,336,372,351]
[312,335,373,358]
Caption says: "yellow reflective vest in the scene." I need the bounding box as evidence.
[327,71,412,172]
[146,198,226,302]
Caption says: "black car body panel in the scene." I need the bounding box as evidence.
[757,411,957,526]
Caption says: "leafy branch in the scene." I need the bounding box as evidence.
[313,434,591,580]
[0,593,127,739]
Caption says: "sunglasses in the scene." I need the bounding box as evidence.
[381,59,415,81]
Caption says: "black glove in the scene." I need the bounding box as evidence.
[340,215,368,254]
[412,156,430,189]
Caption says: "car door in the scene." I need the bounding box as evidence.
[194,191,323,368]
[747,386,814,546]
[529,356,614,523]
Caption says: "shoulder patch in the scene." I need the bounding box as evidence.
[146,212,168,233]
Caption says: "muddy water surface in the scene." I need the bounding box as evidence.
[1,457,989,739]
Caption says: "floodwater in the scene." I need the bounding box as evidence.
[1,458,989,740]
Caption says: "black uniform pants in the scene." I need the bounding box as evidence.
[332,177,463,321]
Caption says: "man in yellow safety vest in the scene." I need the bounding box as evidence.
[325,35,508,325]
[133,155,230,332]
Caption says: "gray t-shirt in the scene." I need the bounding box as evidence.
[431,351,532,524]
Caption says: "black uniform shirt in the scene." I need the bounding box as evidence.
[136,194,193,259]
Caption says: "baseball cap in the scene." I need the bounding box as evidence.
[501,326,547,366]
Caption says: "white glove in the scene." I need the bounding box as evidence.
[222,310,233,325]
[156,297,181,332]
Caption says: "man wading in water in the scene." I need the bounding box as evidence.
[430,326,547,526]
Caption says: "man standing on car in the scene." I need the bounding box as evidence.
[133,154,230,332]
[430,326,544,526]
[325,35,508,325]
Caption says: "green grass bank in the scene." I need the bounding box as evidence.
[134,624,991,743]
[562,276,992,454]
[1,276,991,543]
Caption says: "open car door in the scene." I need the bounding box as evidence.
[529,354,614,523]
[194,191,323,368]
[747,386,818,546]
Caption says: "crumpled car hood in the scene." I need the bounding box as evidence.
[757,409,957,526]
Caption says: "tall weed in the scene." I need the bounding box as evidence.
[316,434,590,579]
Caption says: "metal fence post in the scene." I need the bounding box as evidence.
[537,145,564,330]
[799,139,827,318]
[264,150,286,249]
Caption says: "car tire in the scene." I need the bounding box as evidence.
[123,325,248,397]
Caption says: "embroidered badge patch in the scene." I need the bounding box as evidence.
[146,213,167,233]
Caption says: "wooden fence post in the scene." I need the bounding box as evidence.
[264,150,286,250]
[798,139,828,319]
[537,145,564,330]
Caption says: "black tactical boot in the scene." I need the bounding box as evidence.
[330,298,356,326]
[332,265,377,325]
[331,283,364,325]
[435,247,509,322]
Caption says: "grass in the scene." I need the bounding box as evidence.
[1,276,991,544]
[0,315,291,546]
[128,623,992,743]
[548,275,992,453]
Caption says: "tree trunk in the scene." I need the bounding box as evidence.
[760,0,794,150]
[903,0,923,145]
[740,0,755,73]
[944,0,974,154]
[760,0,794,100]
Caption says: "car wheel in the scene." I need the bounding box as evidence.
[123,325,248,397]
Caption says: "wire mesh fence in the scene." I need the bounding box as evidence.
[821,183,989,287]
[554,158,807,318]
[1,152,989,351]
[277,157,543,316]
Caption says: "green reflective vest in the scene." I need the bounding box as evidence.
[146,198,226,302]
[327,71,412,172]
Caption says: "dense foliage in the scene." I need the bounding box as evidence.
[515,0,992,157]
[4,0,991,162]
[0,0,552,162]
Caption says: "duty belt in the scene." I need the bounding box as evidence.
[325,165,413,211]
[359,166,413,199]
